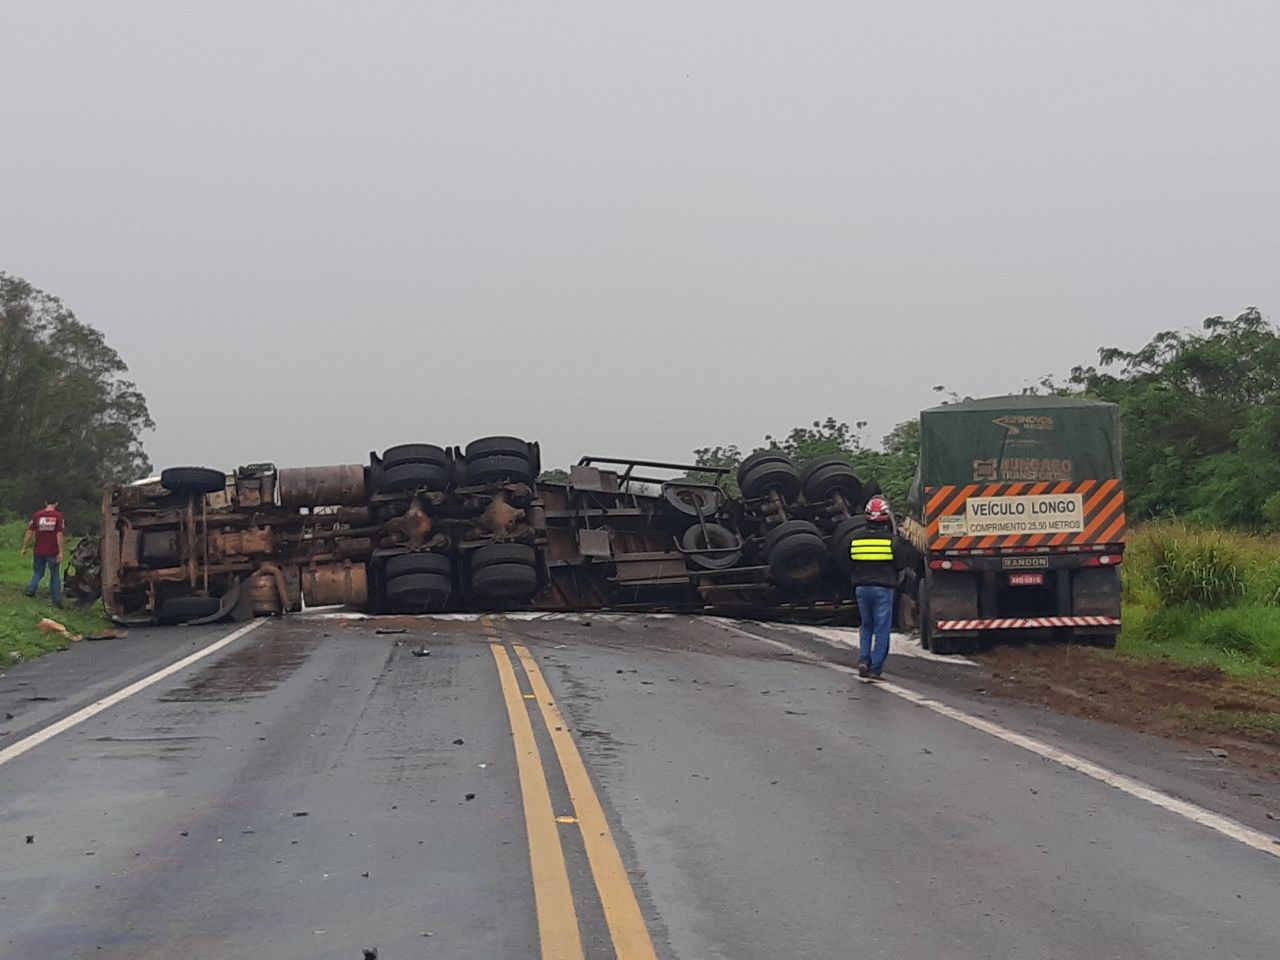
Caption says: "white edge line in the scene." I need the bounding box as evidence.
[0,619,266,767]
[712,620,1280,860]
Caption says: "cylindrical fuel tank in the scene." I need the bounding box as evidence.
[278,465,367,508]
[247,572,282,615]
[302,563,369,608]
[336,537,374,560]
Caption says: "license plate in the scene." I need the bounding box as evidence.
[1008,572,1045,586]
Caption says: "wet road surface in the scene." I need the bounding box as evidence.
[2,614,1277,959]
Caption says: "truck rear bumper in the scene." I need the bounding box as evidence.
[936,615,1121,631]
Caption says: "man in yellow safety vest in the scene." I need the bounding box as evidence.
[849,496,907,679]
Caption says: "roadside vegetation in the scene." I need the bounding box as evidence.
[1119,524,1280,683]
[0,519,109,664]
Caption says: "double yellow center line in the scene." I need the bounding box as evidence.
[487,620,659,960]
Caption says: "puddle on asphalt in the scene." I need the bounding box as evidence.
[160,632,317,702]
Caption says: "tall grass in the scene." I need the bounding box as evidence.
[1122,522,1280,677]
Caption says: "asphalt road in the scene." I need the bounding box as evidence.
[1,614,1277,959]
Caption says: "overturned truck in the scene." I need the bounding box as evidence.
[95,438,881,625]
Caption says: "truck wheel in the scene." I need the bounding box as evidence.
[378,462,450,493]
[767,531,828,587]
[381,444,448,470]
[385,572,452,612]
[680,523,742,569]
[471,543,537,571]
[1074,630,1119,649]
[662,483,720,520]
[158,595,223,625]
[927,633,971,656]
[737,449,793,487]
[470,562,539,599]
[801,457,863,505]
[160,467,226,496]
[465,454,534,485]
[764,519,823,554]
[465,436,533,461]
[740,460,801,502]
[385,552,452,579]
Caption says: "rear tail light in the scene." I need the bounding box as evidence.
[929,559,972,571]
[1083,554,1124,567]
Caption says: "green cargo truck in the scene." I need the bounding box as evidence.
[901,395,1126,654]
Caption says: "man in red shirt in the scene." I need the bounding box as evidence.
[21,499,65,608]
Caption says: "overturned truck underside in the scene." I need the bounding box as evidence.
[94,438,881,625]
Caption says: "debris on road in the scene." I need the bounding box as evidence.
[452,738,464,745]
[25,835,34,844]
[465,793,476,801]
[37,618,80,642]
[83,629,128,642]
[411,646,430,657]
[1209,748,1230,759]
[292,810,309,817]
[363,949,378,960]
[375,627,407,635]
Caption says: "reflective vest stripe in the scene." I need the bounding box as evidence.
[850,538,893,561]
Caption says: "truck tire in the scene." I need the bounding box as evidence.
[918,588,933,651]
[800,457,863,505]
[465,436,532,461]
[160,467,226,496]
[471,543,537,571]
[767,531,828,588]
[741,460,801,502]
[158,595,223,625]
[381,444,448,470]
[662,483,720,520]
[737,449,793,487]
[378,462,450,493]
[470,562,539,599]
[926,632,972,656]
[1073,629,1119,649]
[385,552,452,579]
[680,523,742,569]
[385,572,452,612]
[764,519,823,554]
[465,454,534,485]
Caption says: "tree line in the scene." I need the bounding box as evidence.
[0,273,152,531]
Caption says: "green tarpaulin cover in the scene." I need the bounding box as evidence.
[918,395,1122,488]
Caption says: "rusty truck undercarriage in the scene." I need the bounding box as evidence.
[92,438,879,625]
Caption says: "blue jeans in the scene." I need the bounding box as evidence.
[856,584,894,673]
[27,554,62,605]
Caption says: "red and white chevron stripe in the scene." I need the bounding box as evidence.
[935,616,1121,631]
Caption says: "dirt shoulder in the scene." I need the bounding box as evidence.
[976,644,1280,782]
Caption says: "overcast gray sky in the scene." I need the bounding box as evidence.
[3,2,1278,474]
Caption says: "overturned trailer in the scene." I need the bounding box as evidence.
[95,438,883,625]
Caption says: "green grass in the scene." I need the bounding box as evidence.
[1118,522,1280,686]
[0,519,109,664]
